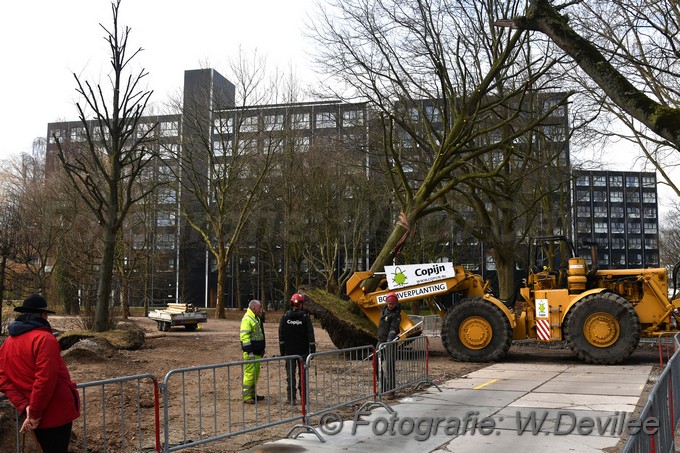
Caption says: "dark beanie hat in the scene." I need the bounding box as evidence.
[15,294,55,314]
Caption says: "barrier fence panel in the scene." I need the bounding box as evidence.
[75,374,160,453]
[160,356,305,452]
[623,333,680,453]
[408,315,443,337]
[377,336,433,397]
[303,345,376,424]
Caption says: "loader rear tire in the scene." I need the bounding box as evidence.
[563,292,640,364]
[441,297,512,362]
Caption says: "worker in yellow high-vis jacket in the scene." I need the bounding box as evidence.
[240,299,266,404]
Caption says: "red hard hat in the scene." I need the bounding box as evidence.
[385,292,398,304]
[290,293,305,309]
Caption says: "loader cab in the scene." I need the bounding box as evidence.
[527,236,602,295]
[527,236,577,291]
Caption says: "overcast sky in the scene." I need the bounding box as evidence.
[1,1,675,212]
[0,0,320,159]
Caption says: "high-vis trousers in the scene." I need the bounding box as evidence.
[242,352,262,400]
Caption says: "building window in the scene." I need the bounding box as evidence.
[594,206,607,217]
[292,136,310,152]
[213,117,233,134]
[137,122,155,138]
[576,190,590,202]
[594,222,608,233]
[644,222,657,233]
[49,129,64,144]
[292,113,310,129]
[156,233,176,250]
[424,105,442,123]
[70,127,86,142]
[626,176,639,187]
[642,176,655,187]
[644,207,657,218]
[342,109,364,127]
[264,137,284,153]
[264,114,284,131]
[576,175,590,186]
[593,190,607,202]
[158,165,174,180]
[543,124,566,142]
[160,144,179,160]
[610,206,624,217]
[629,253,642,265]
[611,238,625,248]
[156,211,176,227]
[645,238,658,248]
[609,175,622,187]
[610,191,623,202]
[157,188,176,205]
[593,176,606,186]
[241,115,259,132]
[627,207,640,218]
[642,192,656,203]
[628,222,641,234]
[627,191,640,203]
[577,206,590,217]
[213,139,233,157]
[316,111,337,128]
[611,222,625,234]
[160,121,179,137]
[628,238,642,249]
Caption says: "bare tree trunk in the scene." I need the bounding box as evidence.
[216,254,227,318]
[495,256,516,302]
[95,228,116,331]
[121,276,129,320]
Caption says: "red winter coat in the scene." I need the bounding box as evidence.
[0,315,80,428]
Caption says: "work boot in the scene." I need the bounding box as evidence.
[243,399,256,405]
[256,395,265,401]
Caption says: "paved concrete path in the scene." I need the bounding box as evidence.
[248,362,653,453]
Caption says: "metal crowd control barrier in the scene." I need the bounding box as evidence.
[76,374,161,453]
[409,315,442,337]
[376,336,440,398]
[302,345,376,426]
[160,355,314,452]
[7,374,160,453]
[622,333,680,453]
[5,343,435,451]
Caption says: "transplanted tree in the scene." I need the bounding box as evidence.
[503,0,680,195]
[54,0,158,331]
[311,0,566,276]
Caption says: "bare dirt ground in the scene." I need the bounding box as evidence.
[1,310,665,452]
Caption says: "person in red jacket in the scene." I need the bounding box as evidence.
[0,294,80,453]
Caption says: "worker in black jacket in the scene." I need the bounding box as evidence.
[279,293,316,405]
[378,292,401,399]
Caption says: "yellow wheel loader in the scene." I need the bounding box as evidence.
[345,236,680,364]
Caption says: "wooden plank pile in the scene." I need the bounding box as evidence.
[158,303,199,314]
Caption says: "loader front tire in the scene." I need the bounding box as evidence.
[441,297,512,362]
[564,292,640,364]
